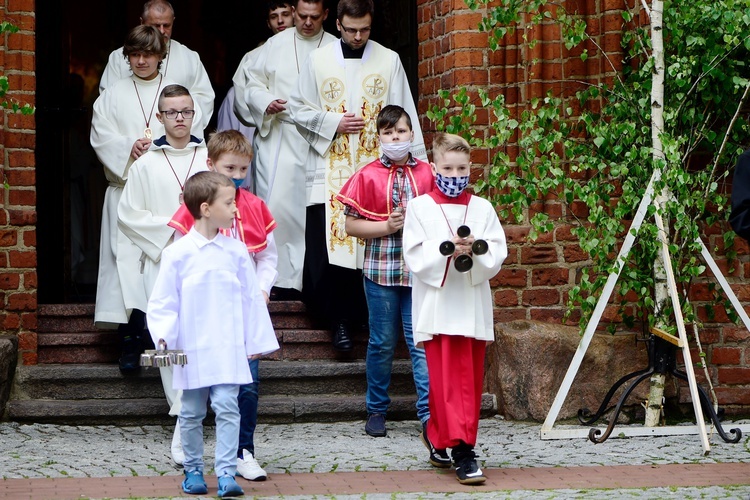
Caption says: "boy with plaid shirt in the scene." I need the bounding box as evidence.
[336,105,450,467]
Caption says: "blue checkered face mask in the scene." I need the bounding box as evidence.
[435,173,470,197]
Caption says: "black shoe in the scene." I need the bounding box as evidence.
[365,413,387,437]
[420,421,452,468]
[119,335,142,374]
[454,450,486,485]
[332,322,353,352]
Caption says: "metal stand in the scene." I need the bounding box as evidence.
[540,170,750,453]
[577,331,741,444]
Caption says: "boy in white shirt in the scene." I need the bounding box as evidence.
[147,171,279,497]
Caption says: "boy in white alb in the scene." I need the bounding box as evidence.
[147,171,279,497]
[403,133,507,486]
[118,84,208,465]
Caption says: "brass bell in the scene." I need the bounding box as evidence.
[154,353,171,367]
[140,353,155,367]
[174,352,188,365]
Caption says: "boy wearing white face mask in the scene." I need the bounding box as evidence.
[335,105,441,459]
[403,133,508,486]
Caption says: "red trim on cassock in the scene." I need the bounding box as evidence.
[168,189,276,253]
[427,188,471,206]
[424,334,486,450]
[335,157,434,221]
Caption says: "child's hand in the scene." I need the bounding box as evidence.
[266,99,287,115]
[262,290,270,305]
[248,354,262,360]
[130,138,152,160]
[386,209,405,233]
[452,234,475,256]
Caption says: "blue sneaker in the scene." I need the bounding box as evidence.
[218,474,244,498]
[182,469,208,495]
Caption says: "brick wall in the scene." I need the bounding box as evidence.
[1,0,38,365]
[416,0,750,411]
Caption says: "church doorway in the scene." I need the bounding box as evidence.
[34,0,418,303]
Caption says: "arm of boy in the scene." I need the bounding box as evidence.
[252,233,279,304]
[464,203,508,286]
[403,201,455,288]
[146,248,181,350]
[345,210,404,239]
[239,251,280,357]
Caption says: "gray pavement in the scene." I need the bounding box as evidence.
[2,416,750,498]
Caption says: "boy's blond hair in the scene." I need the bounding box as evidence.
[207,130,254,162]
[431,133,470,162]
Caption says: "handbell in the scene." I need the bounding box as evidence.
[439,240,455,256]
[457,225,471,238]
[174,352,188,365]
[154,353,171,367]
[454,254,473,273]
[472,239,489,255]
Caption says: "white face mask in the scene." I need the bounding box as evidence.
[380,141,411,161]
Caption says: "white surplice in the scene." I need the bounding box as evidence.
[117,136,209,303]
[403,194,508,345]
[147,229,279,390]
[90,74,174,326]
[234,28,337,290]
[99,39,214,137]
[289,40,426,269]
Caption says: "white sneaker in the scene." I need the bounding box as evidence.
[171,422,185,466]
[236,449,267,481]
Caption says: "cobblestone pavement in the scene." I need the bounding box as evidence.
[2,416,750,498]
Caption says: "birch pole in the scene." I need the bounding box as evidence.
[645,0,667,428]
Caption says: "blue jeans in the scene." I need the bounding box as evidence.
[364,277,430,423]
[180,384,240,477]
[237,358,259,456]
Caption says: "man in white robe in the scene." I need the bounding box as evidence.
[288,0,425,349]
[234,0,337,294]
[99,0,214,136]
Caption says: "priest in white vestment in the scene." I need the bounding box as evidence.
[98,0,213,137]
[234,0,337,294]
[288,2,425,349]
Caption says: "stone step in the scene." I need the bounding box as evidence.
[7,394,497,426]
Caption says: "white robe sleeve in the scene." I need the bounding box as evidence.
[179,47,214,134]
[147,246,181,350]
[240,251,280,356]
[117,158,175,262]
[252,233,278,294]
[403,200,453,289]
[99,48,128,94]
[289,56,342,158]
[90,88,136,183]
[466,198,508,286]
[235,45,277,136]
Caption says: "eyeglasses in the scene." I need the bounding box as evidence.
[339,24,371,36]
[160,109,195,120]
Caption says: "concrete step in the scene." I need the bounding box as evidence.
[7,361,497,425]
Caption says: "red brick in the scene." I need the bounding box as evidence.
[493,308,526,323]
[7,111,35,129]
[522,288,560,306]
[520,246,558,264]
[22,229,35,247]
[4,50,34,72]
[20,311,37,330]
[493,289,519,307]
[6,32,34,51]
[2,131,35,148]
[0,273,20,290]
[7,291,36,311]
[7,0,36,13]
[8,209,36,225]
[530,308,566,323]
[17,331,36,351]
[21,350,37,365]
[712,347,742,365]
[4,167,34,184]
[8,250,36,267]
[8,188,35,206]
[563,244,589,263]
[532,268,569,286]
[495,268,527,287]
[22,270,37,288]
[725,326,750,343]
[0,230,18,247]
[717,367,750,385]
[0,312,21,329]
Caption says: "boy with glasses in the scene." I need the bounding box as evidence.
[118,83,208,466]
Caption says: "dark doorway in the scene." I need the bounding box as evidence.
[35,0,418,303]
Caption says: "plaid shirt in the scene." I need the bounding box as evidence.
[344,154,418,287]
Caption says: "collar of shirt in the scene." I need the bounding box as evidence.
[380,153,417,168]
[153,135,204,150]
[187,227,227,248]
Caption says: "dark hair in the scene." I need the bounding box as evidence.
[296,0,327,8]
[268,1,294,11]
[337,0,373,20]
[183,171,235,220]
[122,25,168,63]
[376,105,411,133]
[142,0,174,20]
[158,84,192,110]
